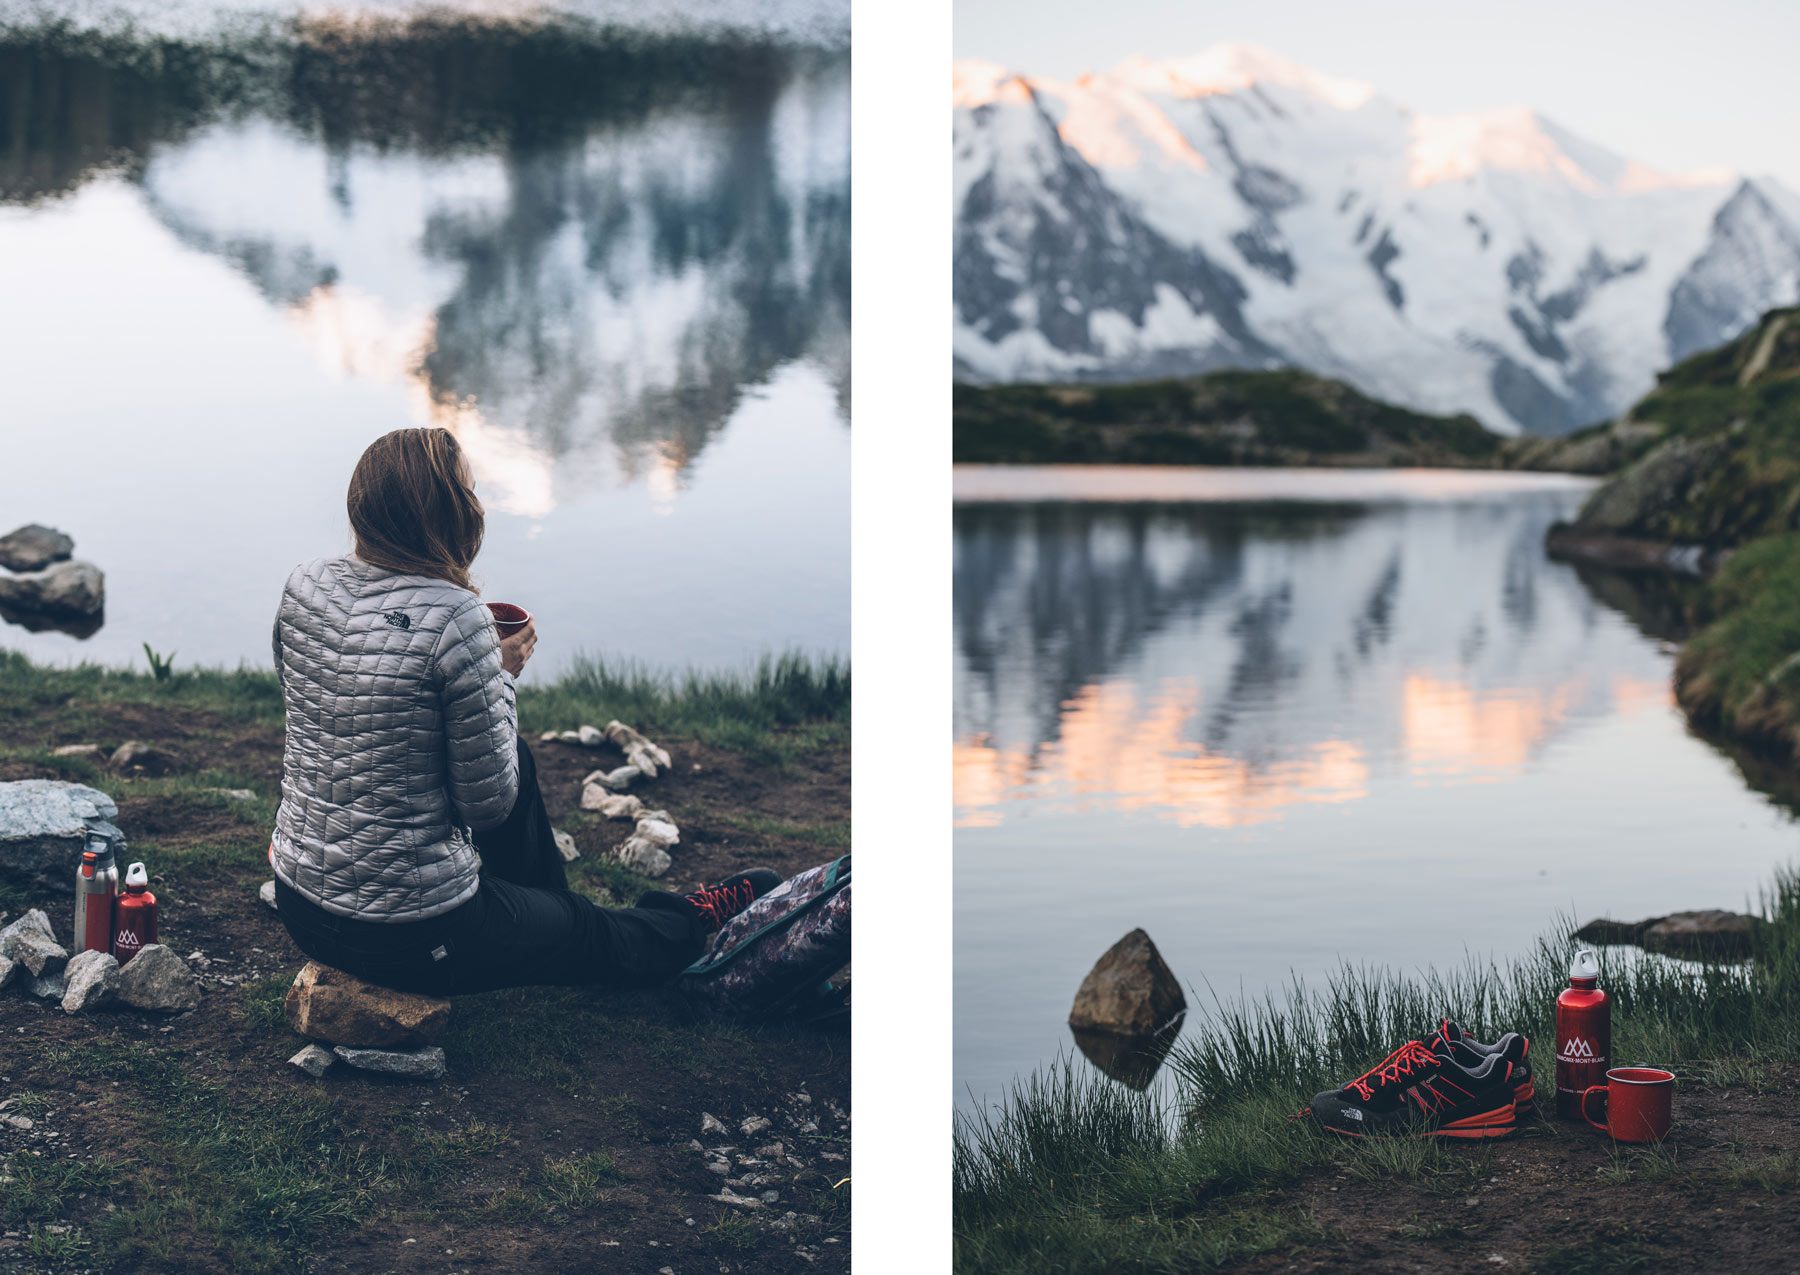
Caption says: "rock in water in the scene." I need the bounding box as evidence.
[260,880,278,911]
[553,829,581,862]
[1572,917,1652,946]
[1640,910,1759,960]
[0,524,75,572]
[289,1044,337,1077]
[0,560,104,617]
[117,944,202,1012]
[61,949,120,1013]
[0,781,126,896]
[1068,928,1186,1036]
[284,960,451,1048]
[332,1044,447,1080]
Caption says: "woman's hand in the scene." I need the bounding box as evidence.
[498,619,537,677]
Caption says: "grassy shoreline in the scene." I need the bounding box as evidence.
[953,870,1800,1273]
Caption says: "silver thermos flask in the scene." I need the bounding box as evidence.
[72,831,119,956]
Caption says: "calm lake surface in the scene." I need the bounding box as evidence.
[0,2,847,675]
[953,466,1800,1113]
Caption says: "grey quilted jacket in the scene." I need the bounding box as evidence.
[270,555,518,921]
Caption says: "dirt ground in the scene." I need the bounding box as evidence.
[0,704,850,1274]
[1235,1070,1800,1273]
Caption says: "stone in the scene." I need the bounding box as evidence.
[557,730,583,744]
[1575,435,1732,538]
[61,950,119,1013]
[634,818,679,849]
[0,781,126,896]
[700,1112,727,1135]
[207,788,257,801]
[116,944,202,1012]
[108,741,176,776]
[1070,1017,1184,1091]
[740,1115,771,1137]
[604,721,670,778]
[0,908,56,949]
[584,766,641,793]
[614,834,671,878]
[289,1044,337,1077]
[552,830,580,863]
[284,960,451,1048]
[1640,910,1759,960]
[0,524,74,572]
[25,969,67,1000]
[578,724,606,748]
[707,1189,761,1209]
[538,731,559,743]
[0,559,104,617]
[260,880,278,911]
[0,953,15,992]
[760,1190,780,1204]
[1068,928,1186,1037]
[3,1113,34,1131]
[580,787,645,820]
[1572,918,1651,947]
[7,932,67,978]
[50,744,102,759]
[332,1044,447,1080]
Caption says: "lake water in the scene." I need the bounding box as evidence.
[0,4,848,676]
[953,466,1800,1113]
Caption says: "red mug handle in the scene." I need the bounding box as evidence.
[1581,1084,1609,1134]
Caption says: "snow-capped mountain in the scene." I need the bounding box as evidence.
[953,44,1800,435]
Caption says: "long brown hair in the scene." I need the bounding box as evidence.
[346,428,484,591]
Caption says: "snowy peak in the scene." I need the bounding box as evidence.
[953,43,1800,435]
[1110,42,1375,111]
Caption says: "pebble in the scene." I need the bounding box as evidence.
[740,1115,771,1137]
[332,1045,447,1081]
[700,1113,727,1135]
[289,1044,337,1077]
[259,881,278,911]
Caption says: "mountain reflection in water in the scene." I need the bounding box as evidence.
[0,12,848,669]
[0,17,848,511]
[952,475,1800,1112]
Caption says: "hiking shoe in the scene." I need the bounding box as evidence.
[1430,1019,1536,1115]
[683,869,782,933]
[1308,1040,1518,1139]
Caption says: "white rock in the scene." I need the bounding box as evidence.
[580,787,645,820]
[2,1114,34,1131]
[332,1045,447,1080]
[538,731,559,743]
[634,817,679,848]
[557,730,582,744]
[50,744,101,759]
[0,559,105,618]
[707,1189,762,1209]
[0,909,55,950]
[700,1113,727,1134]
[0,954,16,991]
[552,830,580,863]
[604,721,671,778]
[7,932,67,978]
[585,766,641,792]
[61,950,119,1013]
[289,1044,336,1077]
[740,1115,772,1137]
[578,725,606,748]
[259,880,278,911]
[25,969,66,1000]
[614,835,671,878]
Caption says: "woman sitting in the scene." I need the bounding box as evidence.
[269,426,775,995]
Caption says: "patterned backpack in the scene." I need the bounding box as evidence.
[680,855,850,1021]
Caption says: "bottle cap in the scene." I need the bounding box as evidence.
[81,850,97,877]
[1570,948,1600,982]
[125,862,149,890]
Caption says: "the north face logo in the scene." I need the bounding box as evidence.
[385,612,411,630]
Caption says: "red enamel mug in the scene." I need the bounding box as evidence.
[485,602,532,636]
[1580,1067,1674,1143]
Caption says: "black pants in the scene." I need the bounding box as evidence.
[275,737,706,996]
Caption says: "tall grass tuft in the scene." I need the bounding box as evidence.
[954,866,1800,1274]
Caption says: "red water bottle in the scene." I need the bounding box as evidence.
[1555,948,1610,1117]
[113,862,157,966]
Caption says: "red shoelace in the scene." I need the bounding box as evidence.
[1345,1039,1440,1103]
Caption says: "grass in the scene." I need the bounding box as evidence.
[1674,532,1800,760]
[0,645,849,764]
[953,368,1504,468]
[952,867,1800,1274]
